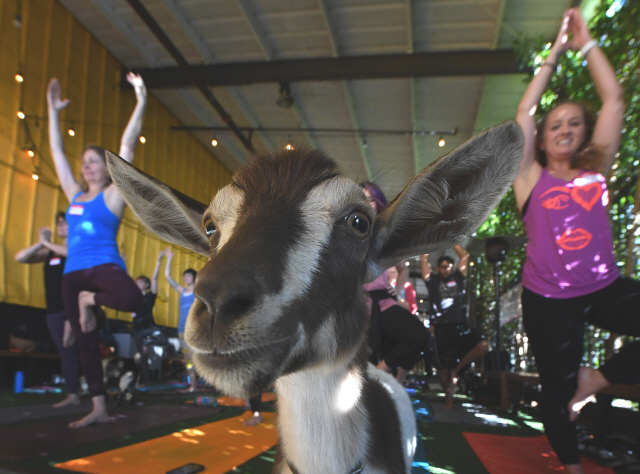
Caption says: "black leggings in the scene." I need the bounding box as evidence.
[63,264,142,397]
[380,305,430,371]
[522,278,640,465]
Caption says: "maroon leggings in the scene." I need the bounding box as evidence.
[63,263,142,396]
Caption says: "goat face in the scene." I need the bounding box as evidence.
[106,121,524,398]
[186,150,375,397]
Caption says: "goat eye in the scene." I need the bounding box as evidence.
[205,221,217,237]
[346,212,370,237]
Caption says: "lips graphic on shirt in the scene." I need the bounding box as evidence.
[556,228,592,250]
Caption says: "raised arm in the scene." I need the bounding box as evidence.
[38,227,67,257]
[163,248,184,294]
[47,79,82,202]
[118,73,147,163]
[453,245,470,277]
[150,250,163,295]
[14,227,66,263]
[420,254,432,281]
[513,10,572,209]
[571,11,625,174]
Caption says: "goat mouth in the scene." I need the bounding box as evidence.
[195,336,294,366]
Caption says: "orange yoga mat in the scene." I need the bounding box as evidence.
[216,392,276,407]
[55,412,278,474]
[463,433,615,474]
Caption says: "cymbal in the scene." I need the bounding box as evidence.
[466,235,527,256]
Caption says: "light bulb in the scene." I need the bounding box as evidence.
[211,138,218,147]
[31,171,39,180]
[26,149,35,158]
[68,128,75,137]
[139,135,146,144]
[15,72,24,83]
[285,143,294,151]
[438,137,445,147]
[17,110,25,119]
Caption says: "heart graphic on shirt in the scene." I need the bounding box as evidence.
[571,182,602,212]
[556,228,593,250]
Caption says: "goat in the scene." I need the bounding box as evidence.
[106,121,523,474]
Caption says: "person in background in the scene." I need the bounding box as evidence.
[421,246,488,409]
[46,72,147,427]
[131,250,164,386]
[163,248,198,392]
[15,212,80,408]
[513,8,639,473]
[388,265,418,315]
[361,181,431,384]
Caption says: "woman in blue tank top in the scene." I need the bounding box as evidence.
[163,248,198,392]
[47,72,147,428]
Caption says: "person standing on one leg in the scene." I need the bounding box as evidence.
[47,72,147,428]
[422,245,488,409]
[513,9,640,473]
[15,212,81,408]
[163,248,198,392]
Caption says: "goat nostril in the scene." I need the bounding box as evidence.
[220,297,256,318]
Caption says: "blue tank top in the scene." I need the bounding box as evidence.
[64,191,127,274]
[178,291,195,334]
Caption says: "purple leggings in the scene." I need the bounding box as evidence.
[46,310,80,394]
[63,264,142,396]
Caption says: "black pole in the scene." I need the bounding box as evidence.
[494,261,501,355]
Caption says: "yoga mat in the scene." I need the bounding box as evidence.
[0,401,93,425]
[55,412,278,474]
[0,404,220,461]
[463,433,615,474]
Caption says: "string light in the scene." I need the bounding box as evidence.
[15,72,23,83]
[24,148,35,158]
[31,170,39,180]
[17,110,25,119]
[284,143,294,151]
[438,136,445,147]
[68,127,75,137]
[139,135,146,144]
[211,138,218,147]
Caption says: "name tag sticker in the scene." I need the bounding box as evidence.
[447,280,457,288]
[69,205,84,215]
[49,257,61,266]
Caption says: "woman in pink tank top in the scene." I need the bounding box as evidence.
[513,8,639,473]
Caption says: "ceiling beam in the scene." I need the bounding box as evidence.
[126,49,530,89]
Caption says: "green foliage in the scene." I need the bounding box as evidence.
[473,0,640,365]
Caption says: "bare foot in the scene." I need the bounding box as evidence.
[568,367,610,422]
[68,407,113,428]
[63,320,76,347]
[78,291,97,333]
[242,412,263,427]
[54,393,80,408]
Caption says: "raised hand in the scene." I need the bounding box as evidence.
[126,72,147,101]
[165,247,174,259]
[569,8,594,51]
[549,9,574,60]
[46,78,71,112]
[38,227,52,245]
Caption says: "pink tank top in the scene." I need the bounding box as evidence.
[522,168,619,298]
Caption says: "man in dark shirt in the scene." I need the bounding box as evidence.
[421,245,488,409]
[132,251,163,385]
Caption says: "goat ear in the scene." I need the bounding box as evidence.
[106,151,210,255]
[365,121,524,279]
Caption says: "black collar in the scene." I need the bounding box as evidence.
[288,461,363,474]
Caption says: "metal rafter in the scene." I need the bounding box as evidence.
[318,0,372,180]
[233,0,319,150]
[125,0,255,155]
[89,0,249,167]
[125,49,527,88]
[158,0,276,151]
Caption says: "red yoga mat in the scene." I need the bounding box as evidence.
[462,433,615,474]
